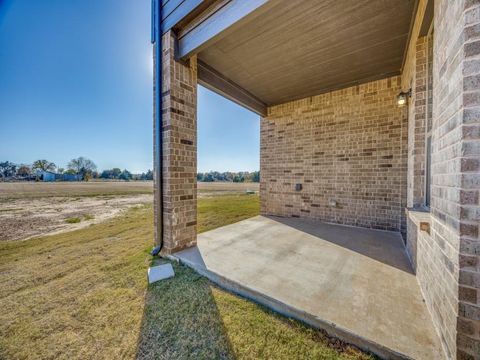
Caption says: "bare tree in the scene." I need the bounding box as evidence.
[32,159,56,172]
[67,157,97,181]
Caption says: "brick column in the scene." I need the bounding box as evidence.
[156,31,197,254]
[407,36,428,209]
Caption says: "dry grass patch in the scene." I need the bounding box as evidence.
[0,181,153,200]
[0,204,152,359]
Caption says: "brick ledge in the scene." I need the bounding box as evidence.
[406,207,431,234]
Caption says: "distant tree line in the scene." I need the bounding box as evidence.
[100,168,153,181]
[0,158,153,182]
[2,159,256,183]
[197,171,259,183]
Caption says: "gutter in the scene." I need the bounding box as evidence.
[151,0,163,255]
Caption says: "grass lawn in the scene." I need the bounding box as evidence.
[0,195,373,360]
[197,194,260,233]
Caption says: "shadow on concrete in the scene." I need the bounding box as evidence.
[267,215,414,274]
[135,260,236,360]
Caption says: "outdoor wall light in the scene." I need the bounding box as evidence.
[397,89,411,107]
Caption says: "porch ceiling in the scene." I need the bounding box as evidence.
[197,0,415,106]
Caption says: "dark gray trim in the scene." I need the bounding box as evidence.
[177,0,269,60]
[198,60,267,117]
[153,0,163,248]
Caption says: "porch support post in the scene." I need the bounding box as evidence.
[407,36,428,209]
[157,31,198,254]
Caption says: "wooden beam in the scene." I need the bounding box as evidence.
[419,0,434,37]
[197,60,267,117]
[177,0,271,60]
[177,0,230,38]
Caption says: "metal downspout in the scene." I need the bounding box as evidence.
[151,0,163,254]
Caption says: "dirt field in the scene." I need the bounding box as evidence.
[0,181,259,241]
[0,194,152,241]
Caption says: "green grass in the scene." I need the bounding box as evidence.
[197,194,260,233]
[65,217,82,224]
[83,214,95,221]
[0,195,373,360]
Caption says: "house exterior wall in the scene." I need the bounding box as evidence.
[259,2,480,357]
[401,1,457,354]
[260,76,408,233]
[404,0,480,358]
[435,0,480,358]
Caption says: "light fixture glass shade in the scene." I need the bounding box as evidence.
[397,92,408,107]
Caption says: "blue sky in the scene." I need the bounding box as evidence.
[0,0,259,173]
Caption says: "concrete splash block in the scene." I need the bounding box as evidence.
[148,263,175,284]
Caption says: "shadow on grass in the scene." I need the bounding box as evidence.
[135,260,376,360]
[136,261,236,359]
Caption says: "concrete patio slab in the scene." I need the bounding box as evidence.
[173,215,445,360]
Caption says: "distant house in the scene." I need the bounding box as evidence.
[36,170,81,182]
[38,170,56,182]
[62,173,82,181]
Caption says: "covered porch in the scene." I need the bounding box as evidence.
[173,216,443,359]
[153,0,418,253]
[153,0,480,359]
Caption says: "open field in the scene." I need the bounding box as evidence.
[198,181,259,195]
[0,181,259,242]
[0,194,372,360]
[0,181,154,199]
[0,181,258,200]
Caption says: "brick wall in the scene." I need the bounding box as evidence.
[404,27,457,359]
[260,76,407,233]
[159,31,198,254]
[405,19,460,356]
[403,1,480,358]
[444,0,480,358]
[412,0,480,358]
